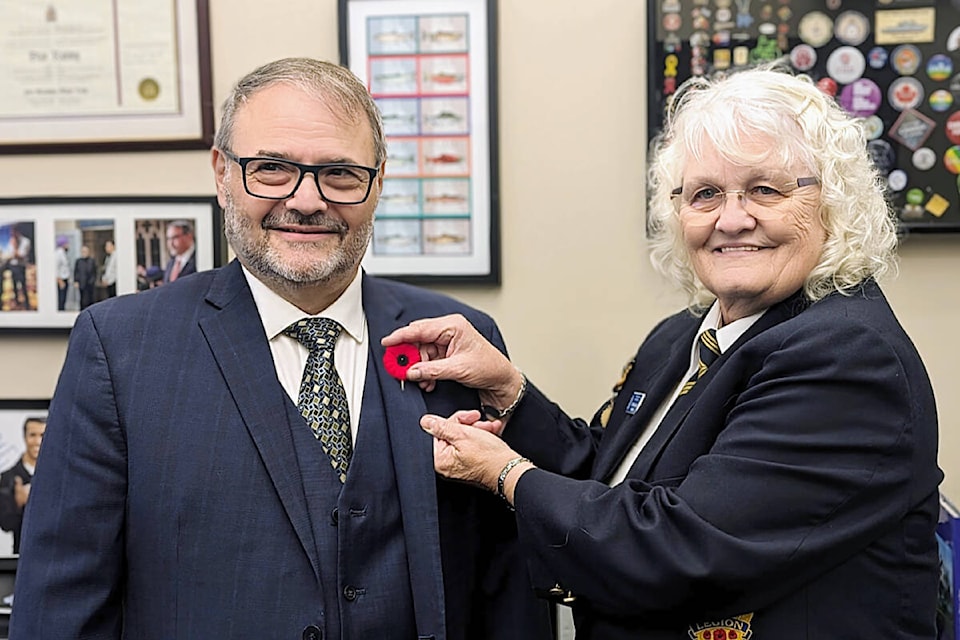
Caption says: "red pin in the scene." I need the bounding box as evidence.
[383,343,421,390]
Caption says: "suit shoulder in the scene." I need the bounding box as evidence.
[365,275,496,325]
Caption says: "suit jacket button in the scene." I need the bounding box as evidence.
[330,507,339,526]
[343,585,358,601]
[302,625,323,640]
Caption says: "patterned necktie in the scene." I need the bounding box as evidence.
[283,318,353,482]
[678,328,720,396]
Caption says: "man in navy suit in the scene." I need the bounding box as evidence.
[11,58,552,640]
[162,220,197,284]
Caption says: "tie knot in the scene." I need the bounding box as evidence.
[283,317,343,350]
[697,328,721,368]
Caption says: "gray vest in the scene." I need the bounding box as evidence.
[287,353,418,639]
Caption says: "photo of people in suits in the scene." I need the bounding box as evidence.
[135,218,199,290]
[0,222,36,312]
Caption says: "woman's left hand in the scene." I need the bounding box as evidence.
[421,410,520,492]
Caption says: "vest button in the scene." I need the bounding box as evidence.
[302,625,323,640]
[343,585,358,601]
[330,507,339,526]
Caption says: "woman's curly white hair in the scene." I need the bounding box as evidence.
[646,61,898,311]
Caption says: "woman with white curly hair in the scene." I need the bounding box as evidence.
[383,64,941,639]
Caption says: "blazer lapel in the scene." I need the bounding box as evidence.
[591,325,694,482]
[362,275,446,638]
[198,262,320,582]
[627,293,809,479]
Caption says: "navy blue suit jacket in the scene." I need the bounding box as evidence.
[12,261,551,640]
[506,281,941,638]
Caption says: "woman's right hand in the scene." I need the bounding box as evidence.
[382,314,523,409]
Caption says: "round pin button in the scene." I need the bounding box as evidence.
[867,139,896,176]
[817,76,838,97]
[790,44,817,71]
[945,146,960,175]
[839,78,882,117]
[887,170,908,191]
[891,45,922,75]
[798,11,833,48]
[826,46,866,84]
[913,147,937,171]
[867,47,888,70]
[863,115,884,140]
[905,188,926,205]
[663,13,682,31]
[888,77,924,111]
[946,112,960,145]
[930,89,954,113]
[948,26,960,52]
[834,11,869,46]
[927,54,953,82]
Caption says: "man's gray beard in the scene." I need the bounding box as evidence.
[223,191,373,289]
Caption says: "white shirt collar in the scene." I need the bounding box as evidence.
[697,302,765,354]
[241,266,366,344]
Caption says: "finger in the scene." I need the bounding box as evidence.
[471,419,504,435]
[417,379,437,393]
[420,413,462,442]
[381,316,458,347]
[13,477,22,486]
[452,409,483,425]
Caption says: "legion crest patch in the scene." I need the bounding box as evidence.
[687,612,754,639]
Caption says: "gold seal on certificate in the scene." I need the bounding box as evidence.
[139,78,160,101]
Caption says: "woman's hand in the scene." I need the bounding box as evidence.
[382,315,522,409]
[421,410,521,491]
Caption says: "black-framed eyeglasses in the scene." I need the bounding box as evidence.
[670,176,819,220]
[221,149,379,204]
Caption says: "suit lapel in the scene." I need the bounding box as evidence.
[362,275,446,638]
[198,262,320,582]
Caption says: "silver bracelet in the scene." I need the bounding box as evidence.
[481,372,527,421]
[496,456,530,508]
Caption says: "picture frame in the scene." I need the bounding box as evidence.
[0,0,214,154]
[339,0,501,283]
[645,0,960,234]
[0,196,226,332]
[0,399,49,558]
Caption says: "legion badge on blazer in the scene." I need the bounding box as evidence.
[688,612,754,639]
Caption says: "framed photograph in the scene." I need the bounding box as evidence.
[339,0,501,283]
[0,0,214,153]
[645,0,960,233]
[0,399,49,558]
[0,196,225,332]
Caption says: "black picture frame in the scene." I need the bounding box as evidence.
[0,195,225,332]
[339,0,501,284]
[0,0,214,154]
[646,1,960,234]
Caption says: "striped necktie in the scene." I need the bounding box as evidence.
[678,328,720,396]
[283,317,353,483]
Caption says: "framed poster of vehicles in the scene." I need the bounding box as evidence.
[0,196,225,332]
[647,0,960,232]
[339,0,500,283]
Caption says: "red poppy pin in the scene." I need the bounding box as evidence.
[383,343,421,390]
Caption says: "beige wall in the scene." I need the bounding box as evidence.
[1,0,957,495]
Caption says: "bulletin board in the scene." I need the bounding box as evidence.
[647,0,960,232]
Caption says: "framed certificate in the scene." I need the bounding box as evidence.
[339,0,501,283]
[0,0,214,153]
[0,196,226,332]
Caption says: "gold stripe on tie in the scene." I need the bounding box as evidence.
[678,328,720,397]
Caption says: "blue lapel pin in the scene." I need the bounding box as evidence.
[626,391,646,415]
